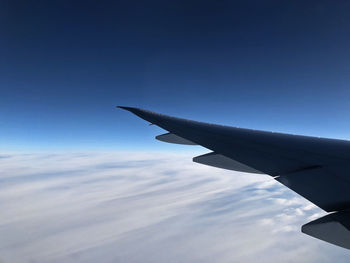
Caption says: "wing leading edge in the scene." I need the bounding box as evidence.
[118,106,350,249]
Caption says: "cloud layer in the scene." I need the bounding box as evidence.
[0,152,349,262]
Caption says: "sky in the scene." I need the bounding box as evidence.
[1,1,350,262]
[1,0,350,151]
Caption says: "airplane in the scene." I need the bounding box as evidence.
[118,106,350,250]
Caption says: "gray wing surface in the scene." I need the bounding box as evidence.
[118,106,350,249]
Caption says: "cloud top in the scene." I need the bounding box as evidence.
[0,153,348,262]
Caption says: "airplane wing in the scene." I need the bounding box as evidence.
[118,106,350,250]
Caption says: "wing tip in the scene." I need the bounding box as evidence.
[116,106,146,115]
[117,106,171,126]
[116,106,156,122]
[116,106,137,111]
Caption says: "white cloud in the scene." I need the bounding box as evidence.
[0,152,348,263]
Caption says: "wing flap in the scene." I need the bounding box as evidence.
[156,133,197,145]
[193,152,263,174]
[302,211,350,249]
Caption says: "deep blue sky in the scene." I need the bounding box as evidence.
[1,0,350,151]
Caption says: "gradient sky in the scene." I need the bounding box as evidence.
[2,2,350,261]
[2,0,350,151]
